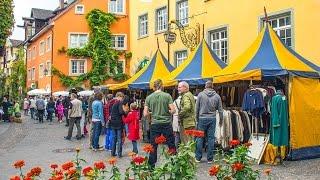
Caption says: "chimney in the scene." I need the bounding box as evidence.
[60,0,64,9]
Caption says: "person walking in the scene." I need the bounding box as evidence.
[36,96,46,123]
[2,97,12,122]
[110,92,129,158]
[13,100,21,118]
[63,96,71,127]
[91,92,105,151]
[144,79,176,168]
[123,103,140,154]
[23,98,29,116]
[47,97,55,123]
[172,96,182,148]
[29,97,36,120]
[195,80,223,163]
[81,97,88,138]
[56,101,64,123]
[103,94,117,151]
[64,93,82,140]
[177,81,196,143]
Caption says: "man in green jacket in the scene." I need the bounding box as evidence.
[178,81,196,143]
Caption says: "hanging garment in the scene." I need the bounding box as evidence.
[233,110,244,142]
[270,93,289,146]
[226,110,233,144]
[242,89,265,117]
[230,87,236,106]
[215,110,229,148]
[262,143,287,165]
[230,111,239,140]
[239,111,251,143]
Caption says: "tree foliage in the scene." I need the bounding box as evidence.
[0,0,14,47]
[53,9,128,88]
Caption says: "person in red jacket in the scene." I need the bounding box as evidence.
[123,102,140,154]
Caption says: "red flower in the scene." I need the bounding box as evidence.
[167,148,176,155]
[82,166,93,176]
[23,177,32,180]
[30,167,42,176]
[13,160,25,169]
[143,144,154,153]
[61,161,74,171]
[232,162,245,171]
[193,130,205,138]
[10,176,20,180]
[209,165,220,176]
[108,158,117,166]
[67,168,77,176]
[132,156,145,165]
[26,172,33,178]
[49,175,63,180]
[94,161,106,170]
[230,139,240,147]
[155,135,166,144]
[184,130,205,137]
[50,164,58,169]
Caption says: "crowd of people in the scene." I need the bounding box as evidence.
[0,79,224,168]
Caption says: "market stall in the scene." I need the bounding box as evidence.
[212,23,320,161]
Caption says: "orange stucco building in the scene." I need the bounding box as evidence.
[25,0,130,92]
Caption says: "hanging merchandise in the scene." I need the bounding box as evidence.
[241,87,265,118]
[270,90,289,147]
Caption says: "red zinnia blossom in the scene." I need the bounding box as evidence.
[23,176,32,180]
[13,160,25,169]
[50,164,58,169]
[67,168,77,176]
[10,176,20,180]
[230,139,240,147]
[30,167,42,176]
[61,161,74,171]
[108,158,117,166]
[26,172,33,178]
[132,156,145,165]
[143,144,154,153]
[193,130,205,138]
[155,135,166,144]
[232,162,245,171]
[184,130,194,136]
[94,161,106,170]
[82,166,93,176]
[209,165,220,176]
[167,148,176,155]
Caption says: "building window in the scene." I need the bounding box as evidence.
[139,14,148,37]
[31,67,35,80]
[39,64,44,78]
[28,69,31,80]
[175,50,187,67]
[69,33,88,48]
[156,7,167,33]
[108,0,125,14]
[39,41,45,55]
[28,49,32,60]
[46,61,51,76]
[209,28,228,63]
[117,59,125,74]
[75,5,84,14]
[177,0,189,26]
[111,35,126,50]
[46,36,52,51]
[32,46,36,59]
[70,59,86,75]
[263,13,292,48]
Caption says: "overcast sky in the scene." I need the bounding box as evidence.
[11,0,59,40]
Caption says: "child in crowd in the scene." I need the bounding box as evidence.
[56,101,64,123]
[123,103,140,154]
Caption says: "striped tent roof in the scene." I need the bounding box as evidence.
[213,23,320,83]
[110,49,174,90]
[163,40,227,87]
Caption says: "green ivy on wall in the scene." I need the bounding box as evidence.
[53,9,129,88]
[0,0,14,47]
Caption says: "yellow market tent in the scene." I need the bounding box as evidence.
[109,49,174,90]
[162,40,226,87]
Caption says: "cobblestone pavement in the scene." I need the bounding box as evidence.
[0,116,319,179]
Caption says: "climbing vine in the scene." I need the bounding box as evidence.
[0,0,14,47]
[53,9,128,87]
